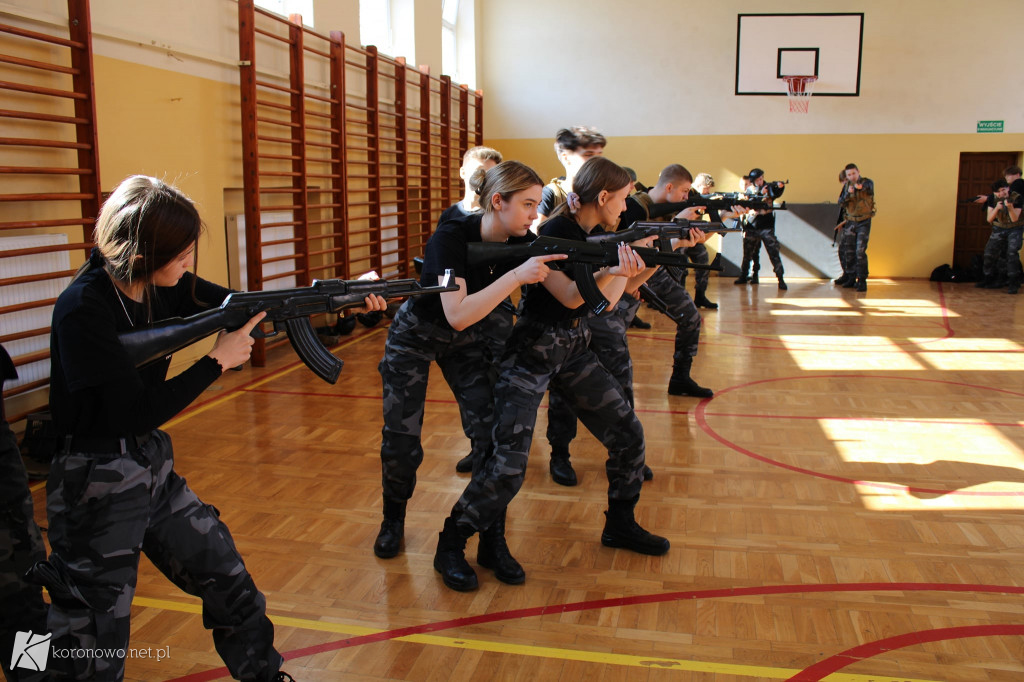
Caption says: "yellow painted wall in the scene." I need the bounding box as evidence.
[486,133,1024,279]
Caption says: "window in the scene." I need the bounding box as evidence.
[442,0,475,89]
[360,0,393,56]
[255,0,315,27]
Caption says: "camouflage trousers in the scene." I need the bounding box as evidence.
[38,431,281,681]
[379,301,504,502]
[739,229,762,274]
[546,294,639,449]
[1,420,49,682]
[838,219,871,279]
[453,304,514,462]
[645,267,702,363]
[742,227,784,277]
[449,318,647,536]
[679,242,711,294]
[982,226,1023,283]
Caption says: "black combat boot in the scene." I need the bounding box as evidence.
[455,452,473,473]
[629,315,652,329]
[834,274,853,286]
[777,277,787,290]
[855,278,867,292]
[477,509,525,585]
[842,277,857,288]
[750,272,759,284]
[1008,280,1020,295]
[693,292,718,309]
[434,516,478,591]
[642,465,654,481]
[667,358,713,398]
[601,495,670,556]
[373,499,406,559]
[734,260,750,284]
[549,446,577,486]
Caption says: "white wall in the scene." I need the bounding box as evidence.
[479,0,1024,138]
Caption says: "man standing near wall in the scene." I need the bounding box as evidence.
[837,163,876,292]
[980,179,1023,294]
[740,168,787,290]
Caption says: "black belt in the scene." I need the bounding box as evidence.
[63,432,152,455]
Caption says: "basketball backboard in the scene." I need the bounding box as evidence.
[735,13,863,97]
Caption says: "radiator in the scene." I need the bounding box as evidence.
[0,234,71,393]
[229,211,298,292]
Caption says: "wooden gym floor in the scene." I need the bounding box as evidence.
[30,276,1024,681]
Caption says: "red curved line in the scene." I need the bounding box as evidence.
[696,374,1024,496]
[166,582,1024,682]
[790,623,1024,681]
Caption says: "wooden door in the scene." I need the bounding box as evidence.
[954,151,1018,270]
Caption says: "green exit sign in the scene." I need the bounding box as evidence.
[977,120,1004,133]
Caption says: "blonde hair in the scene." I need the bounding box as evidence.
[470,160,543,213]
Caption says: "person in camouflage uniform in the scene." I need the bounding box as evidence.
[836,163,877,292]
[375,161,564,566]
[1,345,50,682]
[737,168,787,289]
[433,158,670,593]
[432,145,505,474]
[545,164,711,486]
[981,178,1024,294]
[680,173,719,309]
[30,176,322,682]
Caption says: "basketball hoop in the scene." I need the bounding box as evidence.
[782,75,817,113]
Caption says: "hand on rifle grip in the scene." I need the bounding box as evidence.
[208,311,267,372]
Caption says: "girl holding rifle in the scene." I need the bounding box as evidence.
[36,175,385,681]
[375,161,565,566]
[433,157,670,592]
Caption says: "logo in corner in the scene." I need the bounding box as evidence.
[10,631,51,671]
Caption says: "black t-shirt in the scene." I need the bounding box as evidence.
[617,194,650,230]
[411,211,533,327]
[436,201,475,227]
[49,257,230,437]
[519,214,604,323]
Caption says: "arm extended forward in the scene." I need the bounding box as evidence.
[119,272,458,384]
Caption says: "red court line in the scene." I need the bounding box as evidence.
[699,411,1024,429]
[166,582,1024,682]
[696,374,1024,496]
[790,623,1024,681]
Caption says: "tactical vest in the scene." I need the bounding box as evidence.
[547,177,571,207]
[842,182,876,222]
[632,191,655,219]
[993,192,1024,229]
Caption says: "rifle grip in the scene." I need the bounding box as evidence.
[572,263,609,315]
[283,317,344,384]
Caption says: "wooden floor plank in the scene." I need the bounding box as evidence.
[29,278,1024,680]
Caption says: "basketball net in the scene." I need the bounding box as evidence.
[782,75,817,113]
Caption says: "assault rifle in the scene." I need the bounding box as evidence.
[467,237,721,315]
[118,272,458,384]
[645,194,787,219]
[596,220,742,245]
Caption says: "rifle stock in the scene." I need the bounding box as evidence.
[118,272,457,384]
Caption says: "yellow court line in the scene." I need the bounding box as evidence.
[131,597,939,682]
[162,328,387,429]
